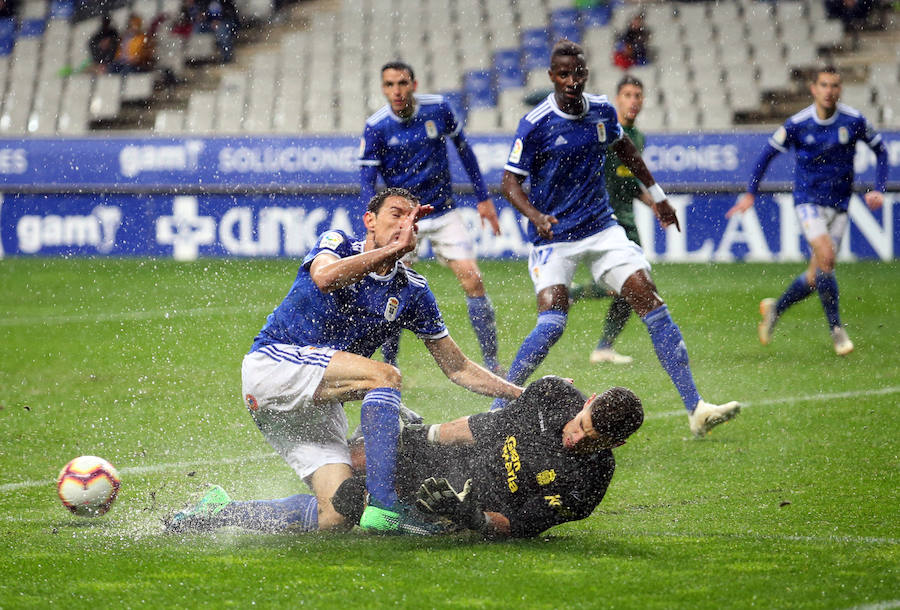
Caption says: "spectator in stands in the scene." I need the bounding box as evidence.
[88,13,120,74]
[613,12,650,69]
[205,0,239,63]
[171,0,203,38]
[0,0,16,19]
[115,13,154,73]
[825,0,876,31]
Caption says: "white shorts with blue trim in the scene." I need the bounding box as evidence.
[528,224,651,294]
[414,208,477,262]
[241,344,350,480]
[795,203,848,248]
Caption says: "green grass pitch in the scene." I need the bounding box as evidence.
[1,258,897,608]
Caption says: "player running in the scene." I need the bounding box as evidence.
[727,65,888,355]
[494,39,739,437]
[359,61,503,374]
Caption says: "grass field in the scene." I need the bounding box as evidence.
[1,258,897,609]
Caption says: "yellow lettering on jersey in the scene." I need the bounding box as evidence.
[544,495,562,508]
[536,470,556,485]
[502,436,520,493]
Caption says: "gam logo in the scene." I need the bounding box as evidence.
[16,205,122,253]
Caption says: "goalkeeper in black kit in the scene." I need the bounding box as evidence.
[338,376,644,538]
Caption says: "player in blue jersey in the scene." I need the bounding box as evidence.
[167,188,522,536]
[727,66,888,356]
[359,61,503,375]
[494,40,740,437]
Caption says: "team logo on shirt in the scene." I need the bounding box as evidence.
[425,120,438,139]
[838,126,849,144]
[384,296,400,321]
[509,138,523,164]
[536,470,556,485]
[596,123,607,142]
[319,231,344,251]
[358,137,366,157]
[554,135,568,147]
[245,394,259,411]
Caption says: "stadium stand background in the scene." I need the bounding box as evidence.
[0,0,895,136]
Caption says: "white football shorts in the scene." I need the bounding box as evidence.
[414,208,477,263]
[796,203,848,247]
[241,345,350,480]
[528,224,651,294]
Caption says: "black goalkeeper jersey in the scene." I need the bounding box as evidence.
[397,377,616,538]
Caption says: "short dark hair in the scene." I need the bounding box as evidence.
[550,39,585,63]
[617,74,644,93]
[813,64,839,82]
[366,187,419,214]
[381,61,415,81]
[590,387,643,444]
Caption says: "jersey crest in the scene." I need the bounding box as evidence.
[536,469,556,485]
[425,120,438,138]
[596,123,606,142]
[838,126,849,144]
[384,296,400,321]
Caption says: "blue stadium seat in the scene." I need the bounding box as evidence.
[463,70,496,109]
[581,5,613,28]
[50,0,75,20]
[0,18,14,55]
[19,18,47,38]
[494,48,523,90]
[550,8,582,43]
[439,90,466,122]
[521,28,550,72]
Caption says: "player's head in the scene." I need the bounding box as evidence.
[364,187,420,247]
[615,74,644,125]
[381,61,417,117]
[549,39,588,108]
[811,65,841,114]
[562,386,643,452]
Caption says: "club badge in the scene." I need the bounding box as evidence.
[384,296,400,321]
[425,120,438,139]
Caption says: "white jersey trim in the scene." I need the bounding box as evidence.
[365,106,391,127]
[504,164,529,176]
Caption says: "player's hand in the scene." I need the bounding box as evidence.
[726,193,755,218]
[864,191,884,211]
[477,199,501,236]
[413,204,434,223]
[654,200,681,232]
[415,477,485,530]
[394,205,427,255]
[531,213,558,240]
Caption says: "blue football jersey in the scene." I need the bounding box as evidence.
[359,94,463,216]
[250,230,449,356]
[504,93,624,246]
[771,103,883,211]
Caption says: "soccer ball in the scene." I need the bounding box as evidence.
[57,456,121,517]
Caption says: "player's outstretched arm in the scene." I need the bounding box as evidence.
[611,136,680,231]
[727,193,756,218]
[415,477,511,536]
[424,335,523,399]
[502,171,557,239]
[310,205,432,292]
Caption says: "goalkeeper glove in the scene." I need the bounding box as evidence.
[415,477,486,531]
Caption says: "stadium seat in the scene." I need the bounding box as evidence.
[463,69,496,109]
[272,78,303,133]
[29,71,64,134]
[50,0,75,20]
[498,87,528,131]
[185,32,217,62]
[154,109,185,134]
[812,20,844,49]
[216,71,248,133]
[466,107,500,133]
[90,74,122,120]
[18,18,47,38]
[122,73,155,103]
[521,28,550,72]
[757,62,791,93]
[56,73,92,135]
[580,5,612,29]
[494,48,524,90]
[638,105,666,131]
[841,83,874,109]
[550,8,581,44]
[0,18,14,55]
[185,91,217,133]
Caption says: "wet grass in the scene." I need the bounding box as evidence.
[1,258,898,608]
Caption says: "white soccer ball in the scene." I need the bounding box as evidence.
[57,455,121,517]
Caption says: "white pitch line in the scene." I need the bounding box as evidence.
[646,386,900,420]
[3,386,898,494]
[619,529,898,547]
[0,453,276,494]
